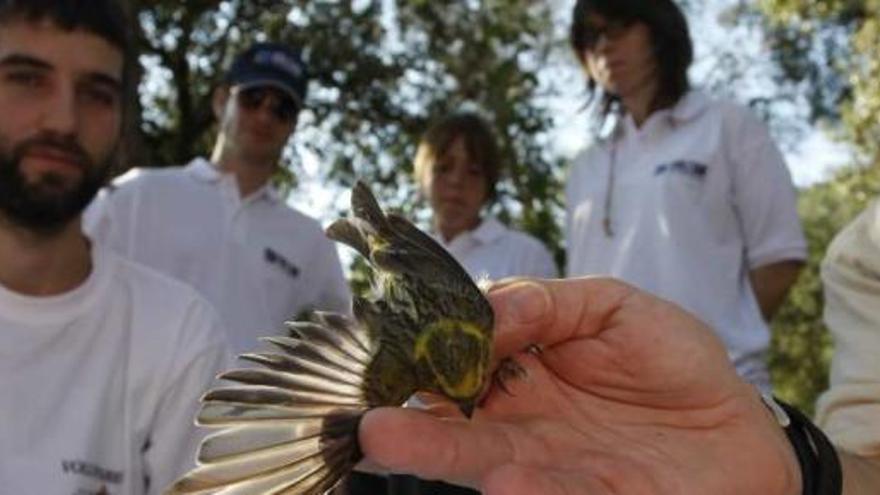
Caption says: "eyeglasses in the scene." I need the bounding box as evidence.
[581,18,635,51]
[234,86,300,123]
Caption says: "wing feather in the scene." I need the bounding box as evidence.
[166,315,373,495]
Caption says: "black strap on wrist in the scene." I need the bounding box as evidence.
[767,396,843,495]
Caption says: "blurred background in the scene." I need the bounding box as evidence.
[116,0,880,414]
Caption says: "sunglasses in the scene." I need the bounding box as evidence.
[235,86,300,122]
[581,18,635,51]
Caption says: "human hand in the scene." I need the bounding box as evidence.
[359,277,802,494]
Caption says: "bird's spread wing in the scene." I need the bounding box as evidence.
[169,180,495,495]
[165,313,374,495]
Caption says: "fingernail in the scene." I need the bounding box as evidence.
[495,281,551,325]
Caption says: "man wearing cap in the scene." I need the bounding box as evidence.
[85,42,351,356]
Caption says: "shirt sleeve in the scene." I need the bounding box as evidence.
[83,171,140,256]
[728,109,807,269]
[814,199,880,456]
[83,187,121,250]
[143,301,233,495]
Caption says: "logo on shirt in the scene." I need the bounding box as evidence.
[62,459,123,494]
[265,247,300,279]
[654,160,708,179]
[73,485,111,495]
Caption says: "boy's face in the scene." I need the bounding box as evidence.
[422,135,488,240]
[0,18,123,232]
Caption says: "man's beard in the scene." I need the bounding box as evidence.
[0,133,113,235]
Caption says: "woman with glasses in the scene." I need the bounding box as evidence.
[565,0,806,393]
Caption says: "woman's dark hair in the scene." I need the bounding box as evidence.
[0,0,129,55]
[569,0,693,124]
[414,111,501,203]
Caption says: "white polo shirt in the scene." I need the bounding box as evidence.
[0,245,230,495]
[85,158,351,356]
[440,216,557,281]
[565,90,806,389]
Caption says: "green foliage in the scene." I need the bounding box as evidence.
[757,0,880,163]
[753,0,880,413]
[770,164,880,413]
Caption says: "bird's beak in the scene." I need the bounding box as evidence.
[458,402,475,419]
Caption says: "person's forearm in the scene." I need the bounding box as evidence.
[840,451,880,495]
[749,260,803,320]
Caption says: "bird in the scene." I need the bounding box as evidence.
[166,179,496,495]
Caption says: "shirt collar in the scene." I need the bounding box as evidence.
[471,216,506,244]
[436,216,504,249]
[667,90,711,123]
[262,183,283,203]
[185,157,282,203]
[185,157,221,182]
[0,243,113,325]
[611,89,711,141]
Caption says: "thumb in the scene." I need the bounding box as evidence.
[359,407,515,487]
[488,277,634,358]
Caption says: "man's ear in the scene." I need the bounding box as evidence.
[212,85,231,120]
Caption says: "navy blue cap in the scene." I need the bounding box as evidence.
[226,42,308,105]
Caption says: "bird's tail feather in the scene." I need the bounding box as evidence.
[350,180,389,232]
[325,218,371,259]
[165,313,373,495]
[325,180,391,259]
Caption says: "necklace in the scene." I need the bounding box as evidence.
[602,133,618,238]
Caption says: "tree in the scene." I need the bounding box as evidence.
[756,0,880,165]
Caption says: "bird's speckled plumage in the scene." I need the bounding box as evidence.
[166,180,495,495]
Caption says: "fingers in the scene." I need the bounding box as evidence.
[488,277,742,404]
[487,277,637,358]
[359,407,515,488]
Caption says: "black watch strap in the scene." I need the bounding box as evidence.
[761,394,843,495]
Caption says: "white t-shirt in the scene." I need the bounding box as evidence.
[440,216,557,281]
[565,91,806,390]
[0,245,230,495]
[85,158,351,355]
[815,198,880,455]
